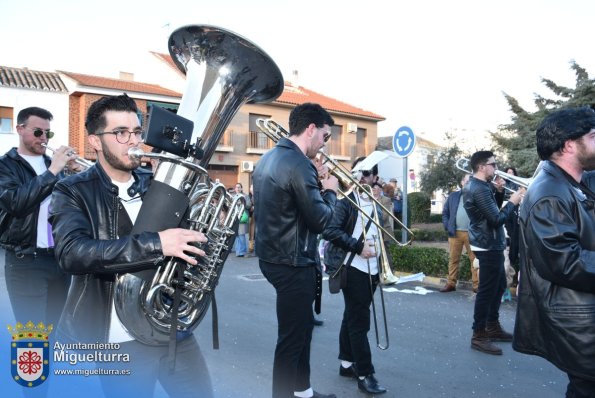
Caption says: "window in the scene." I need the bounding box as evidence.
[248,113,273,150]
[0,106,13,133]
[354,127,367,158]
[328,125,343,155]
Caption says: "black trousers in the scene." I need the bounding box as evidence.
[472,250,506,331]
[260,261,316,398]
[566,373,595,398]
[99,335,213,398]
[339,266,378,377]
[4,250,70,328]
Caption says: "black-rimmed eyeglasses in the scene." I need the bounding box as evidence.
[95,129,144,144]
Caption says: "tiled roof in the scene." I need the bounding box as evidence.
[277,84,384,121]
[0,65,67,92]
[59,71,181,97]
[151,52,384,121]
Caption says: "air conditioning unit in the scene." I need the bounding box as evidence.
[241,160,254,172]
[346,123,358,134]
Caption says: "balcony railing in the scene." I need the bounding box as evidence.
[216,129,234,151]
[248,130,273,150]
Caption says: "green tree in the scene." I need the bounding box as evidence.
[492,61,595,176]
[419,132,467,195]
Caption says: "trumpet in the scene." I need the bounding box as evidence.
[42,143,94,169]
[256,118,414,247]
[455,158,532,192]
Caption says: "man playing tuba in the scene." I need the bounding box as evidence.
[50,94,213,397]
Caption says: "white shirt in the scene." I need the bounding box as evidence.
[20,154,52,248]
[108,176,143,343]
[349,193,379,275]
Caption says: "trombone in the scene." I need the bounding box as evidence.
[256,118,414,247]
[359,211,391,350]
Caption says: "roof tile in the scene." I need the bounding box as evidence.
[0,65,68,92]
[58,70,181,97]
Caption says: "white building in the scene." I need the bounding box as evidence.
[0,66,70,155]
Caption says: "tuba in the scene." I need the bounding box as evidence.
[113,25,284,346]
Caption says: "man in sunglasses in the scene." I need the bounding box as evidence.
[321,157,387,395]
[0,106,75,337]
[253,102,338,398]
[463,150,525,355]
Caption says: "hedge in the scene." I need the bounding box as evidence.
[387,244,472,281]
[408,192,432,223]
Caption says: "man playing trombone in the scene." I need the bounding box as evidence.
[322,157,387,395]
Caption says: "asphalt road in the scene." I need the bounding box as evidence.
[0,249,568,397]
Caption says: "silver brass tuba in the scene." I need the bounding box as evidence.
[114,25,284,345]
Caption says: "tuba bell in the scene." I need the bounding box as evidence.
[113,25,284,346]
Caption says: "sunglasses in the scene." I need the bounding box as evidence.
[318,127,331,143]
[33,128,55,139]
[21,125,55,139]
[361,170,372,177]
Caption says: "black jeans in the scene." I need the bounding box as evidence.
[4,250,70,328]
[99,335,213,398]
[340,266,378,376]
[566,373,595,398]
[472,250,506,331]
[260,260,316,398]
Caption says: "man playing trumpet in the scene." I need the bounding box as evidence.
[0,107,76,332]
[463,151,524,355]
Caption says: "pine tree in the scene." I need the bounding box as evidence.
[492,61,595,176]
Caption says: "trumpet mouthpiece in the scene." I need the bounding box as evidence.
[128,147,144,159]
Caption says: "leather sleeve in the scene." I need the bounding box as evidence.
[322,198,364,255]
[291,161,336,234]
[471,183,513,227]
[0,159,58,217]
[50,181,164,275]
[523,197,595,293]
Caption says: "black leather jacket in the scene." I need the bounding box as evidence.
[50,162,164,343]
[321,193,367,274]
[0,148,61,251]
[463,176,511,251]
[513,161,595,381]
[253,138,336,267]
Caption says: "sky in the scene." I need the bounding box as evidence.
[3,0,595,146]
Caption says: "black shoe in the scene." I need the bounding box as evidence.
[311,391,337,398]
[313,317,324,326]
[358,374,387,395]
[339,364,357,379]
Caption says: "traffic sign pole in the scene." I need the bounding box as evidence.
[392,126,416,244]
